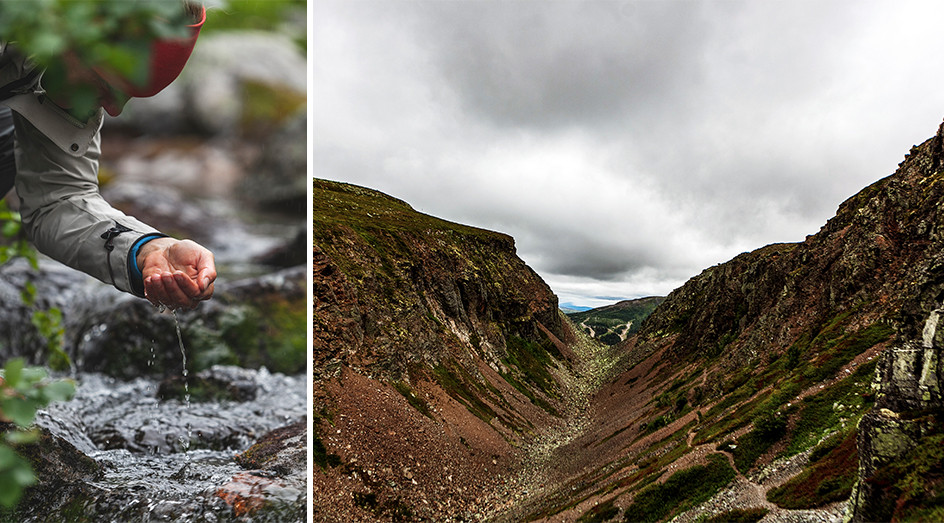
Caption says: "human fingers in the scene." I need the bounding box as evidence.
[196,267,216,299]
[172,271,201,298]
[149,272,193,310]
[143,274,170,307]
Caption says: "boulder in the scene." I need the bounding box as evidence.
[217,422,307,519]
[66,266,307,379]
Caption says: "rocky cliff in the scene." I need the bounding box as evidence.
[312,179,579,520]
[510,122,944,522]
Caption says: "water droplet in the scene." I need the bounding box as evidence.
[172,310,193,458]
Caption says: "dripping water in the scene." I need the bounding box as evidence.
[172,309,193,468]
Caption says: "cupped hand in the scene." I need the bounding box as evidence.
[137,238,216,309]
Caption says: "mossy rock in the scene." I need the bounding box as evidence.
[68,267,306,379]
[236,421,306,475]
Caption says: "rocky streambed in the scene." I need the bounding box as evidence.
[0,248,306,522]
[27,367,306,521]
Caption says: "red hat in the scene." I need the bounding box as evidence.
[97,6,205,115]
[127,6,206,98]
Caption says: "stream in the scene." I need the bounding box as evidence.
[0,22,308,520]
[35,368,306,521]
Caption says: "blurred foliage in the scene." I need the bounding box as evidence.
[0,1,194,118]
[0,201,69,371]
[202,0,307,50]
[0,0,306,118]
[0,358,75,507]
[0,201,75,508]
[240,79,306,136]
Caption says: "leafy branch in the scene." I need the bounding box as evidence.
[0,358,75,507]
[0,0,193,117]
[0,201,74,507]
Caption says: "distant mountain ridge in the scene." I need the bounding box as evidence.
[567,296,665,345]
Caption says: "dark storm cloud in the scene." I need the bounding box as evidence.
[314,0,944,306]
[411,1,714,130]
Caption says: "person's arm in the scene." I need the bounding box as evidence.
[10,103,214,308]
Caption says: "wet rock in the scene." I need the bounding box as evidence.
[0,422,102,484]
[101,178,222,242]
[0,422,104,521]
[57,371,304,456]
[67,293,183,379]
[104,138,246,201]
[215,471,305,521]
[234,421,305,475]
[253,227,307,268]
[218,422,307,520]
[90,407,260,454]
[0,259,97,366]
[67,266,307,378]
[159,365,260,403]
[238,112,306,214]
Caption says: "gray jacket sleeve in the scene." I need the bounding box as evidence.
[9,99,162,295]
[0,44,163,296]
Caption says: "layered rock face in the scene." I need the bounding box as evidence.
[505,121,944,521]
[312,180,575,520]
[602,121,944,521]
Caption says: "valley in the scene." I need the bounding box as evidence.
[313,119,944,522]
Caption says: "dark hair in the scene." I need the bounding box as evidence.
[183,1,204,22]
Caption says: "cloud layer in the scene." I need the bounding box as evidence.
[314,0,944,307]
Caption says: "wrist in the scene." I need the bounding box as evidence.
[135,236,176,269]
[129,234,170,297]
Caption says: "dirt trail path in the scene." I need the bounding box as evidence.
[478,320,865,522]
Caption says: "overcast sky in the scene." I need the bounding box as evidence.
[313,1,944,308]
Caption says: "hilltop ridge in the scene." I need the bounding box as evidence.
[567,297,666,345]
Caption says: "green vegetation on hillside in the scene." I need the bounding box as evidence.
[568,297,665,345]
[767,428,858,508]
[621,454,735,523]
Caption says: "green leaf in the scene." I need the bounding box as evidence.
[0,445,33,508]
[0,470,23,507]
[1,220,19,238]
[20,281,36,307]
[3,358,24,389]
[11,462,35,486]
[42,380,75,403]
[1,398,37,428]
[19,367,46,387]
[3,429,39,445]
[0,445,17,469]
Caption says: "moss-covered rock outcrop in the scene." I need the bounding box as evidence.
[312,179,577,520]
[313,179,567,401]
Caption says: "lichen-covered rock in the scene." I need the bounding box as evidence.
[217,422,306,520]
[235,421,305,475]
[0,423,103,521]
